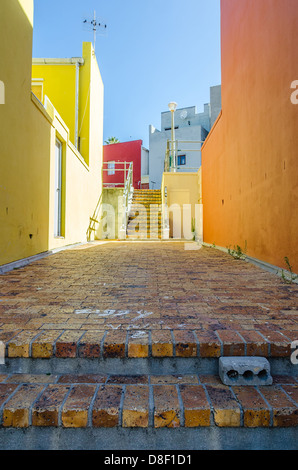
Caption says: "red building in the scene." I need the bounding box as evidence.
[103,140,148,189]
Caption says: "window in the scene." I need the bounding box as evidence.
[178,155,186,166]
[107,161,115,175]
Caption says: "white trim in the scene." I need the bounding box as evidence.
[31,92,53,123]
[0,81,5,104]
[32,58,84,65]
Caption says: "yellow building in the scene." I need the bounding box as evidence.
[0,0,104,268]
[161,170,202,240]
[32,41,98,165]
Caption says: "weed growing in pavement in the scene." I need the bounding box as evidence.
[281,257,298,284]
[227,241,247,260]
[191,218,196,241]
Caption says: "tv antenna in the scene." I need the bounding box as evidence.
[83,11,107,53]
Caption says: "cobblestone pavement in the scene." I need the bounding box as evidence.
[0,242,297,358]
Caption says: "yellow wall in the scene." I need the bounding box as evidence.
[0,0,52,265]
[78,43,92,165]
[32,63,77,145]
[0,0,104,267]
[161,171,202,239]
[32,42,97,166]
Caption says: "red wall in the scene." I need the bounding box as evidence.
[103,140,142,189]
[201,0,298,272]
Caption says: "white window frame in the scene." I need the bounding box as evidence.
[107,161,116,176]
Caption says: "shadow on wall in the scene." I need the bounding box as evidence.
[86,193,103,241]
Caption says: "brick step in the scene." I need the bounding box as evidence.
[127,219,162,224]
[127,222,161,226]
[133,196,161,199]
[133,190,161,194]
[127,226,162,231]
[127,220,161,226]
[126,226,161,231]
[128,208,161,212]
[131,204,161,207]
[132,190,161,194]
[131,204,161,206]
[132,192,160,195]
[126,227,161,230]
[128,215,162,220]
[127,226,161,230]
[0,373,297,430]
[1,328,294,361]
[132,194,161,197]
[132,195,161,199]
[130,203,162,207]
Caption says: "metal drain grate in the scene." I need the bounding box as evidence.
[219,357,273,386]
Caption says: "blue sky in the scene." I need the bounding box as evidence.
[32,0,221,148]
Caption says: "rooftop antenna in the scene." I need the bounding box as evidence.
[83,10,107,53]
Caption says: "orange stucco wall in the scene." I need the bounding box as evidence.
[202,0,298,272]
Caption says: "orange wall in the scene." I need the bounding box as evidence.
[202,0,298,272]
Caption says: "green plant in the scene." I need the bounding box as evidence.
[227,241,247,260]
[281,257,298,284]
[191,218,196,241]
[104,137,120,145]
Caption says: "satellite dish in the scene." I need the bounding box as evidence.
[180,110,188,119]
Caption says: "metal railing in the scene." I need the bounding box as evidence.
[162,187,170,240]
[164,139,204,173]
[102,161,134,188]
[119,162,134,238]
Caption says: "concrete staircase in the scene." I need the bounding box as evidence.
[126,189,162,240]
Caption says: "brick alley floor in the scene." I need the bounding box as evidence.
[0,241,297,359]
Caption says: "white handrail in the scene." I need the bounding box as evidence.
[120,162,134,238]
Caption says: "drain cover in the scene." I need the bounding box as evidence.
[219,357,273,386]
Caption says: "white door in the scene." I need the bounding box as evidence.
[54,139,62,237]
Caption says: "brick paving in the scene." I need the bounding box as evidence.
[0,241,297,359]
[0,373,297,429]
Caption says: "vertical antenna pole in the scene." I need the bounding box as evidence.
[83,13,106,53]
[93,10,96,53]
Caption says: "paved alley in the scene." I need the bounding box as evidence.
[0,241,297,359]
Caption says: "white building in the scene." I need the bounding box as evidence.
[149,85,221,189]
